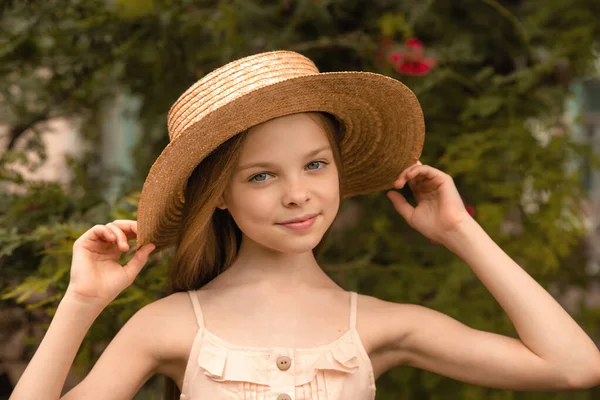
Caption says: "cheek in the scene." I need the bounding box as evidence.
[228,187,276,224]
[323,189,340,221]
[320,173,341,204]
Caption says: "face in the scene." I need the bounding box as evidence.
[218,113,340,254]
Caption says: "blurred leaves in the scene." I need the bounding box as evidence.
[1,0,600,398]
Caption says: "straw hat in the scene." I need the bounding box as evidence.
[136,50,425,251]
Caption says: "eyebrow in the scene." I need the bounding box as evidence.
[236,145,332,172]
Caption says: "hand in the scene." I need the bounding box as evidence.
[386,161,472,243]
[66,220,155,309]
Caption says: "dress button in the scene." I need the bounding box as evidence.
[276,355,291,371]
[276,394,292,400]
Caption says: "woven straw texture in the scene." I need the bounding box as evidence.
[137,50,425,251]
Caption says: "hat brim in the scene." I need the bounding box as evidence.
[137,71,424,251]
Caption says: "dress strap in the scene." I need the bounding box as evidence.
[187,290,206,329]
[349,291,358,329]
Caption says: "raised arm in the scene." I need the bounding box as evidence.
[375,293,597,391]
[380,162,600,390]
[10,221,156,399]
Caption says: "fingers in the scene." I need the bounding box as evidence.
[93,225,117,242]
[104,224,126,252]
[109,220,137,239]
[84,220,138,253]
[122,243,156,282]
[394,161,420,189]
[105,220,137,252]
[394,163,425,189]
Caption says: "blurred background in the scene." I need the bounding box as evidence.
[1,0,600,399]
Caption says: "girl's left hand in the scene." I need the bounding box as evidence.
[386,161,472,243]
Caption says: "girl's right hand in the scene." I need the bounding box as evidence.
[65,220,156,309]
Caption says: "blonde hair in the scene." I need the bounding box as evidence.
[162,112,345,399]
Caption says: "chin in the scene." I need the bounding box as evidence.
[264,236,323,254]
[252,227,324,254]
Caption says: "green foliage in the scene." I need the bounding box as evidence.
[1,0,600,398]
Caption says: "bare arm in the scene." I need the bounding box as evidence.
[441,218,600,387]
[59,298,166,400]
[10,295,102,399]
[375,219,600,391]
[10,220,157,399]
[383,163,600,390]
[377,302,570,391]
[10,293,167,400]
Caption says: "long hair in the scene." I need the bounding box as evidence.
[162,112,345,399]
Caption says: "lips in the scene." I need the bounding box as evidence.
[277,213,319,225]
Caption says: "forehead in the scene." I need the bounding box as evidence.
[239,113,329,157]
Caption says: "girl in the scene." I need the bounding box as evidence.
[10,51,600,400]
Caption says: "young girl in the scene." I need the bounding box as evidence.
[11,51,600,400]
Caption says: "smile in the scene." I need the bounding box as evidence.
[276,214,318,231]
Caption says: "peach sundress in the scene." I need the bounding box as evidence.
[179,290,376,400]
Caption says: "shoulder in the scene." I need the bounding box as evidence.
[143,290,198,347]
[135,291,195,334]
[60,292,198,398]
[134,291,199,376]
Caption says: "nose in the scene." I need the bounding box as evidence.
[281,177,311,206]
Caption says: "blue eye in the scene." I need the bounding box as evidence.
[307,161,326,170]
[248,160,328,183]
[250,173,269,182]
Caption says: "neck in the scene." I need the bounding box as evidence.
[214,234,335,290]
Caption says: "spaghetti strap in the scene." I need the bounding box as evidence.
[349,291,357,329]
[187,290,206,329]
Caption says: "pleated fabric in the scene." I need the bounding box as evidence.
[179,291,376,400]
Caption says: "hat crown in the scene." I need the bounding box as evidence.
[167,51,320,141]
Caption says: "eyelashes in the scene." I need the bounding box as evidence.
[248,160,329,183]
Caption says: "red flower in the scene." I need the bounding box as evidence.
[405,38,423,47]
[395,60,436,76]
[388,37,437,76]
[404,38,425,60]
